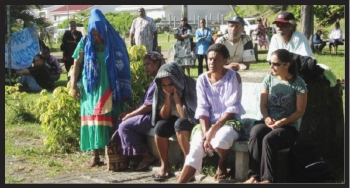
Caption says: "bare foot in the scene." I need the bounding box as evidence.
[214,168,227,181]
[243,177,258,184]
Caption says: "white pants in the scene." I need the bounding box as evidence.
[184,125,240,174]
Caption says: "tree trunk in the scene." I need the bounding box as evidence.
[301,5,314,42]
[230,5,239,17]
[182,5,188,19]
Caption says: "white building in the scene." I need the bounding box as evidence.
[115,5,232,23]
[34,5,122,26]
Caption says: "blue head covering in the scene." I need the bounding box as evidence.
[84,8,132,104]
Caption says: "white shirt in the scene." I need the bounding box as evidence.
[267,31,314,61]
[216,34,256,64]
[329,27,342,42]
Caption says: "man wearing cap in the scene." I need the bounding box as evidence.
[129,8,158,53]
[215,16,256,71]
[267,11,314,61]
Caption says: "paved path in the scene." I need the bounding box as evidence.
[33,166,240,184]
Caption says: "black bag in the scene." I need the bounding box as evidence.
[290,52,325,80]
[289,144,333,183]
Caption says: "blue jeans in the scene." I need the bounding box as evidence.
[18,75,43,91]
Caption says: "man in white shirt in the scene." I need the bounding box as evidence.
[328,22,343,54]
[216,16,256,71]
[129,8,158,52]
[267,12,314,61]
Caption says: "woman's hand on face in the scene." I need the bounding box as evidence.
[163,87,172,97]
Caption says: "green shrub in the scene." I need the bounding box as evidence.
[127,44,153,107]
[32,87,81,154]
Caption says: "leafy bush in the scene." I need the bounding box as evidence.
[5,84,36,125]
[32,87,81,154]
[127,45,153,107]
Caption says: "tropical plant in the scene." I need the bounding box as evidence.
[5,84,35,125]
[32,87,81,154]
[127,45,153,107]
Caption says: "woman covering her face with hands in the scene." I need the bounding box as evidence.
[151,62,197,181]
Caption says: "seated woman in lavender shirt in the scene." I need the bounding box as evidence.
[177,43,246,183]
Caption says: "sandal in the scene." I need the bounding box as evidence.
[135,156,157,171]
[214,169,227,181]
[87,156,100,167]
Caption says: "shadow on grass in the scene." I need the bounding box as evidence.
[55,80,68,88]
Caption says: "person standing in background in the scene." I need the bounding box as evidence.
[195,18,212,76]
[257,18,268,50]
[174,16,194,76]
[62,20,82,80]
[129,7,158,53]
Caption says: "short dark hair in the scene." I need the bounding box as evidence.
[206,43,230,59]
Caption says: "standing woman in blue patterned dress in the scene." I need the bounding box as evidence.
[70,8,132,167]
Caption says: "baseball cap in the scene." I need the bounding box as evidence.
[228,16,247,26]
[273,12,295,24]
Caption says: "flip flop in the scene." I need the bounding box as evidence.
[152,173,175,181]
[152,174,166,181]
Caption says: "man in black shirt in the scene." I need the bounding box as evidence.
[15,54,51,92]
[61,20,83,78]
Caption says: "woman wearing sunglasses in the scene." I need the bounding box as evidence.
[244,49,308,183]
[151,62,197,181]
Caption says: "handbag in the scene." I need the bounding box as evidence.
[105,130,128,171]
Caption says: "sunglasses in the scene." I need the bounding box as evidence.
[161,83,174,87]
[276,23,290,28]
[181,20,187,22]
[268,61,284,66]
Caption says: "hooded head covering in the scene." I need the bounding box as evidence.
[84,8,132,104]
[151,61,198,126]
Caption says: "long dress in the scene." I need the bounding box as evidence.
[74,42,126,151]
[257,24,268,48]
